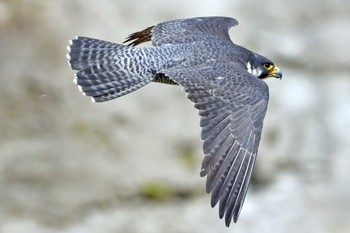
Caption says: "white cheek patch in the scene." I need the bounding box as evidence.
[253,69,262,77]
[246,62,253,73]
[246,62,262,78]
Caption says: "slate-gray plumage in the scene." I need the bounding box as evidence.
[67,16,282,227]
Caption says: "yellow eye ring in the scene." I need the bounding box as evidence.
[263,63,273,70]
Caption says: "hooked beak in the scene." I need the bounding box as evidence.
[269,66,282,79]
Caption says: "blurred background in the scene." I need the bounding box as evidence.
[1,0,349,232]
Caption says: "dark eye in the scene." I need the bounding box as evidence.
[263,63,273,70]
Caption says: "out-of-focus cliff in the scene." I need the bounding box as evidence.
[1,0,349,232]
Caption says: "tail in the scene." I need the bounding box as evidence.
[67,37,155,102]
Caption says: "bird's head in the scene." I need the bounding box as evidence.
[246,53,282,79]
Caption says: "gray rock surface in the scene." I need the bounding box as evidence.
[1,0,349,232]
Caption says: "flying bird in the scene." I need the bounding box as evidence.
[67,16,282,227]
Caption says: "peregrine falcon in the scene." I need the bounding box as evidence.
[67,16,282,227]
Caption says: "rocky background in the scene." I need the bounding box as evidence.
[1,0,349,232]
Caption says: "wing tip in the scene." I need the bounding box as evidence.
[200,168,208,177]
[123,26,154,46]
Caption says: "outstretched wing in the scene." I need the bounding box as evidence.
[124,16,238,46]
[162,63,269,227]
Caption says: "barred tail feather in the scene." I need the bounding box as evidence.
[67,36,154,102]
